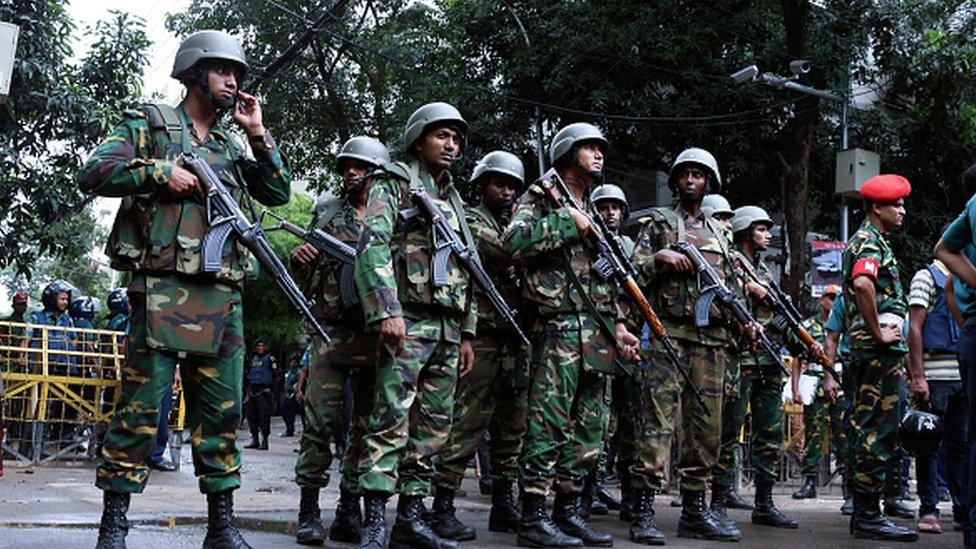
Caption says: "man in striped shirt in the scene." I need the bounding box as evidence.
[908,259,966,534]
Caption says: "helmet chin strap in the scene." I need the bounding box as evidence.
[572,149,604,184]
[196,68,238,110]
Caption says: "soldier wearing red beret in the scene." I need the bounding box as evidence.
[841,174,919,541]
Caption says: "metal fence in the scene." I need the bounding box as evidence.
[0,320,185,466]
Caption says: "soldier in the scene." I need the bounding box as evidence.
[77,30,292,548]
[354,102,477,549]
[725,205,798,529]
[429,150,528,541]
[701,194,734,231]
[626,148,759,544]
[505,122,639,548]
[290,135,389,546]
[591,183,634,256]
[790,286,847,500]
[842,174,920,541]
[244,338,277,450]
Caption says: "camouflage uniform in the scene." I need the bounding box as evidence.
[77,103,291,494]
[792,315,847,479]
[355,159,476,497]
[294,199,377,495]
[435,202,528,490]
[842,219,908,495]
[627,205,731,493]
[505,184,620,497]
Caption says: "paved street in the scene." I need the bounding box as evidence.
[0,419,964,548]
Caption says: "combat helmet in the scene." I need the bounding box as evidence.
[590,184,629,220]
[549,123,607,166]
[171,30,248,81]
[402,102,468,155]
[668,148,722,193]
[731,205,774,235]
[336,136,390,173]
[701,194,733,219]
[471,151,525,187]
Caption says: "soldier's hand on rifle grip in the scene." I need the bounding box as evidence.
[379,316,406,357]
[459,338,475,378]
[168,164,203,200]
[654,249,693,273]
[568,208,593,238]
[744,280,771,303]
[290,243,319,265]
[615,322,641,363]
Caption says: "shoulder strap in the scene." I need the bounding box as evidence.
[926,263,947,289]
[651,207,685,243]
[311,197,344,230]
[142,103,191,154]
[447,187,476,248]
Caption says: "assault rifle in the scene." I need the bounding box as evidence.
[408,188,530,346]
[736,257,842,384]
[672,241,787,376]
[262,210,359,309]
[184,152,331,343]
[537,168,710,416]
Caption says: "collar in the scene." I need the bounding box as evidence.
[176,104,226,145]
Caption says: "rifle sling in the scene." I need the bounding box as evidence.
[561,249,630,376]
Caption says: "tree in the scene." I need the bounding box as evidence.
[0,2,150,278]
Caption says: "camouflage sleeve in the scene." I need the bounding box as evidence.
[466,208,509,265]
[630,217,666,287]
[239,133,292,207]
[503,190,580,260]
[75,116,175,197]
[354,176,402,325]
[463,283,478,338]
[848,236,883,283]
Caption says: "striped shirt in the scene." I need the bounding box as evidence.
[909,262,960,381]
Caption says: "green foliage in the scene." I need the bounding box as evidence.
[0,1,150,278]
[241,192,314,361]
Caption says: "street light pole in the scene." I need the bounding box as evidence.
[505,5,546,175]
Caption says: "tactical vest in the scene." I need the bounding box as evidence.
[104,103,258,284]
[922,263,960,354]
[247,354,274,387]
[382,161,473,316]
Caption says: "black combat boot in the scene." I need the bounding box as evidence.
[259,433,269,450]
[725,485,753,510]
[628,489,665,546]
[329,489,363,544]
[677,488,733,540]
[850,490,918,541]
[359,492,388,549]
[244,433,260,449]
[517,492,582,548]
[95,491,130,549]
[295,487,326,545]
[580,474,608,519]
[428,486,476,541]
[883,463,915,519]
[390,495,457,549]
[618,485,633,522]
[552,491,613,547]
[595,485,621,512]
[709,484,742,541]
[792,476,817,499]
[840,474,853,515]
[203,489,252,548]
[489,480,521,533]
[751,480,798,528]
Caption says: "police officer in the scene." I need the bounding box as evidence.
[290,135,389,545]
[429,150,528,541]
[505,122,639,548]
[78,29,291,549]
[105,289,130,333]
[842,174,919,541]
[726,205,799,529]
[244,338,277,451]
[354,102,477,549]
[626,148,758,544]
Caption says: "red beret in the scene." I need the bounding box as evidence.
[860,174,911,202]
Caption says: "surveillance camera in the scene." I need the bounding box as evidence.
[730,65,759,84]
[789,60,811,76]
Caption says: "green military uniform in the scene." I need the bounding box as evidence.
[843,219,908,495]
[793,315,847,480]
[293,199,377,494]
[628,205,731,493]
[505,183,619,498]
[354,159,476,497]
[77,103,291,494]
[435,202,528,490]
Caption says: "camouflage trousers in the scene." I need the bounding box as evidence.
[629,338,725,493]
[610,373,638,483]
[295,327,376,494]
[96,287,244,494]
[715,363,784,487]
[435,331,529,490]
[801,383,847,478]
[710,349,742,489]
[519,327,610,497]
[850,348,905,494]
[358,314,460,496]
